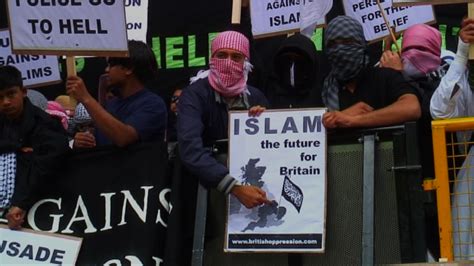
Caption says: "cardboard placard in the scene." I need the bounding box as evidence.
[0,29,60,88]
[0,225,82,265]
[6,0,128,56]
[393,0,474,6]
[343,0,435,42]
[250,0,325,38]
[225,109,327,253]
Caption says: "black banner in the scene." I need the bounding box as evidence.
[16,142,172,265]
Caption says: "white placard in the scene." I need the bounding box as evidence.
[250,0,325,38]
[7,0,128,56]
[343,0,435,41]
[0,225,82,265]
[393,0,474,5]
[226,109,327,252]
[0,30,60,88]
[125,0,149,42]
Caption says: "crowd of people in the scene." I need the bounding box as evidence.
[1,15,474,260]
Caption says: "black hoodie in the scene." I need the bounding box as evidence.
[264,34,323,109]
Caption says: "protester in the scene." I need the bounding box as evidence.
[55,95,76,117]
[45,101,69,130]
[321,16,421,129]
[380,23,449,260]
[69,103,95,148]
[178,31,270,208]
[430,19,474,261]
[0,65,69,229]
[167,86,183,143]
[66,40,167,148]
[264,34,323,108]
[26,89,48,111]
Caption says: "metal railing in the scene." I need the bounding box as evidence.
[424,117,474,261]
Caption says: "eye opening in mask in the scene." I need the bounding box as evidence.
[213,50,246,63]
[326,38,360,49]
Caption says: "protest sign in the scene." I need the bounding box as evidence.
[125,0,148,42]
[0,225,82,265]
[343,0,435,42]
[250,0,325,38]
[226,109,327,252]
[6,0,128,56]
[0,29,60,88]
[393,0,474,6]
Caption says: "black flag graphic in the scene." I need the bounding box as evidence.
[281,176,304,213]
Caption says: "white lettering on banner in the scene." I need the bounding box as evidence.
[100,192,115,231]
[103,255,163,266]
[156,188,171,228]
[62,196,98,234]
[0,29,60,87]
[118,186,153,226]
[7,0,128,55]
[342,0,435,41]
[24,187,171,234]
[28,198,64,232]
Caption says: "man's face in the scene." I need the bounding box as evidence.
[0,86,26,119]
[170,89,182,114]
[105,63,130,88]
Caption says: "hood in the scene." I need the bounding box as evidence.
[272,34,319,95]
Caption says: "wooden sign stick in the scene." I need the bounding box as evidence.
[232,0,242,24]
[469,3,474,60]
[376,0,401,55]
[66,56,78,107]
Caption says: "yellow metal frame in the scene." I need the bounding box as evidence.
[424,117,474,261]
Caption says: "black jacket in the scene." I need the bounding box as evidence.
[0,98,69,210]
[177,78,268,189]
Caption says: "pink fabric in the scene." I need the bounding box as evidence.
[211,31,250,59]
[402,24,442,74]
[46,101,69,130]
[208,31,250,97]
[208,58,246,97]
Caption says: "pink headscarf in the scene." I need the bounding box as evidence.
[46,101,69,130]
[208,31,250,98]
[402,24,442,74]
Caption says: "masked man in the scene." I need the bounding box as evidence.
[178,31,270,208]
[322,16,421,129]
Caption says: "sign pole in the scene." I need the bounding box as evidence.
[469,3,474,59]
[66,56,78,107]
[376,0,401,54]
[232,0,242,24]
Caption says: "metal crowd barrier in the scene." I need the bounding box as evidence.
[424,117,474,261]
[189,122,426,266]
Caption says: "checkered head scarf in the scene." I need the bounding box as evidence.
[73,103,92,125]
[0,153,16,209]
[322,16,369,110]
[402,24,441,75]
[208,31,251,98]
